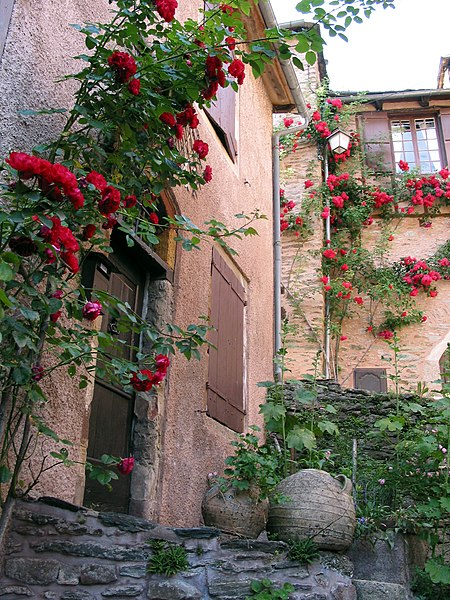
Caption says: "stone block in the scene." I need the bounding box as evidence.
[220,540,288,554]
[348,537,408,584]
[119,564,147,579]
[30,540,152,561]
[101,585,144,597]
[352,580,409,600]
[5,558,60,585]
[147,580,203,599]
[331,582,357,600]
[57,564,80,585]
[173,527,221,539]
[60,592,95,600]
[206,567,258,599]
[0,586,32,596]
[98,512,157,533]
[80,563,117,584]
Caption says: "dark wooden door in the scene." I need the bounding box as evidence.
[83,257,143,513]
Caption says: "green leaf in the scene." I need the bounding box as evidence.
[286,427,316,451]
[259,402,286,421]
[0,260,14,282]
[0,465,12,483]
[425,559,450,584]
[318,420,339,435]
[12,366,31,384]
[439,497,450,513]
[305,51,317,66]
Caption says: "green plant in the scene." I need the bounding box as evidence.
[147,540,189,576]
[258,326,338,479]
[212,425,283,501]
[411,567,450,600]
[245,578,294,600]
[287,537,320,564]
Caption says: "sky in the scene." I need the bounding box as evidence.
[272,0,450,93]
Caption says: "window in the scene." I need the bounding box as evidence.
[391,117,442,173]
[207,248,246,432]
[354,368,387,393]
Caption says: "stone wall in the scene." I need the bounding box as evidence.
[0,498,358,599]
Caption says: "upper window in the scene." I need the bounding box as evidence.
[391,117,442,173]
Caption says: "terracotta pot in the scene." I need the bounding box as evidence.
[267,468,356,550]
[201,484,268,538]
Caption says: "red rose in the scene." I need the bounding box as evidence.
[61,251,79,274]
[193,140,209,160]
[82,224,97,240]
[108,51,137,83]
[155,354,170,374]
[50,310,62,323]
[82,301,102,321]
[323,249,337,259]
[160,112,176,127]
[228,59,245,85]
[98,186,121,215]
[117,457,135,475]
[149,212,159,225]
[155,0,178,22]
[398,160,409,172]
[123,195,137,208]
[203,165,213,183]
[86,171,107,192]
[128,78,140,96]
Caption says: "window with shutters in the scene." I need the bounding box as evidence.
[207,248,246,432]
[203,1,238,162]
[359,111,445,174]
[205,81,238,161]
[390,117,442,173]
[354,368,387,393]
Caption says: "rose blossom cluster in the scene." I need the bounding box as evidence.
[154,0,178,22]
[400,256,443,297]
[6,152,85,209]
[107,51,140,95]
[130,354,170,392]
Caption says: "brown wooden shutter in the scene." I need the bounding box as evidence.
[207,248,246,432]
[205,84,237,161]
[0,0,15,60]
[439,109,450,165]
[354,368,387,393]
[358,113,394,172]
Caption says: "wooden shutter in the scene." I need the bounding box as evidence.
[207,248,246,432]
[358,113,394,173]
[354,368,387,393]
[0,0,15,60]
[439,109,450,166]
[205,84,237,161]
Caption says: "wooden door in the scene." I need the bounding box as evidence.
[83,256,143,513]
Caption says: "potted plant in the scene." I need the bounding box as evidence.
[201,426,282,538]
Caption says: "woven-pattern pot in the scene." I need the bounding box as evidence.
[267,469,356,550]
[202,485,268,538]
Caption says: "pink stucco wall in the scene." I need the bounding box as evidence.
[156,73,275,526]
[1,0,277,525]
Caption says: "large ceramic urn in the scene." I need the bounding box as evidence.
[202,484,268,539]
[267,469,356,550]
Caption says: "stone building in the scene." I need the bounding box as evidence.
[281,62,450,392]
[0,1,308,525]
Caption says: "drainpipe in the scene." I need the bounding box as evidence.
[259,3,312,379]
